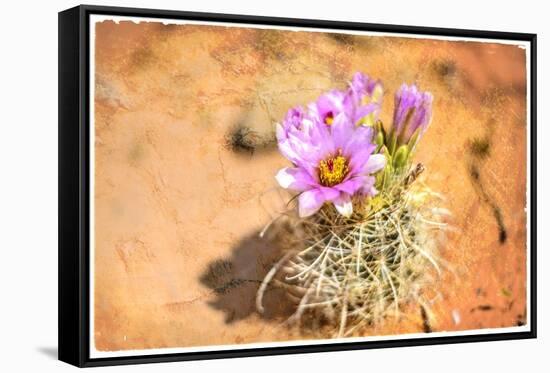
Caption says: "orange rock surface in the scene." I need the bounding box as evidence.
[92,20,528,351]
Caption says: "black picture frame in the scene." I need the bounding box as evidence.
[58,4,537,368]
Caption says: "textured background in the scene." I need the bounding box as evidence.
[92,20,527,351]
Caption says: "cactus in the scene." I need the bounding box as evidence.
[257,165,447,336]
[261,72,446,336]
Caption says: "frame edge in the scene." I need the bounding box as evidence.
[58,5,86,368]
[60,4,537,367]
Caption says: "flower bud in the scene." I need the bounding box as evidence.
[346,72,384,126]
[391,83,433,150]
[375,129,385,147]
[393,144,409,169]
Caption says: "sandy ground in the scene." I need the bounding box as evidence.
[92,20,527,351]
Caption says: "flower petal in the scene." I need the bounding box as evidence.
[343,125,374,157]
[275,123,285,141]
[298,189,325,217]
[277,139,301,164]
[275,167,314,191]
[347,147,376,174]
[354,102,379,122]
[334,177,366,195]
[369,185,379,196]
[318,186,341,201]
[317,90,346,115]
[360,176,377,196]
[364,154,386,174]
[333,194,353,217]
[331,113,354,149]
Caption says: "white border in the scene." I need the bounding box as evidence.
[89,14,532,359]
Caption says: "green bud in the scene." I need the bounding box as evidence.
[378,145,389,158]
[375,146,390,189]
[375,120,385,134]
[387,131,397,157]
[375,166,385,187]
[375,130,384,147]
[393,145,409,169]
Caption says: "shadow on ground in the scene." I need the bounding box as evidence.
[199,222,297,324]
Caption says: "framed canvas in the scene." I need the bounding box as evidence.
[58,4,537,367]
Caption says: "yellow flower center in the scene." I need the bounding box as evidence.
[319,151,349,187]
[324,112,334,125]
